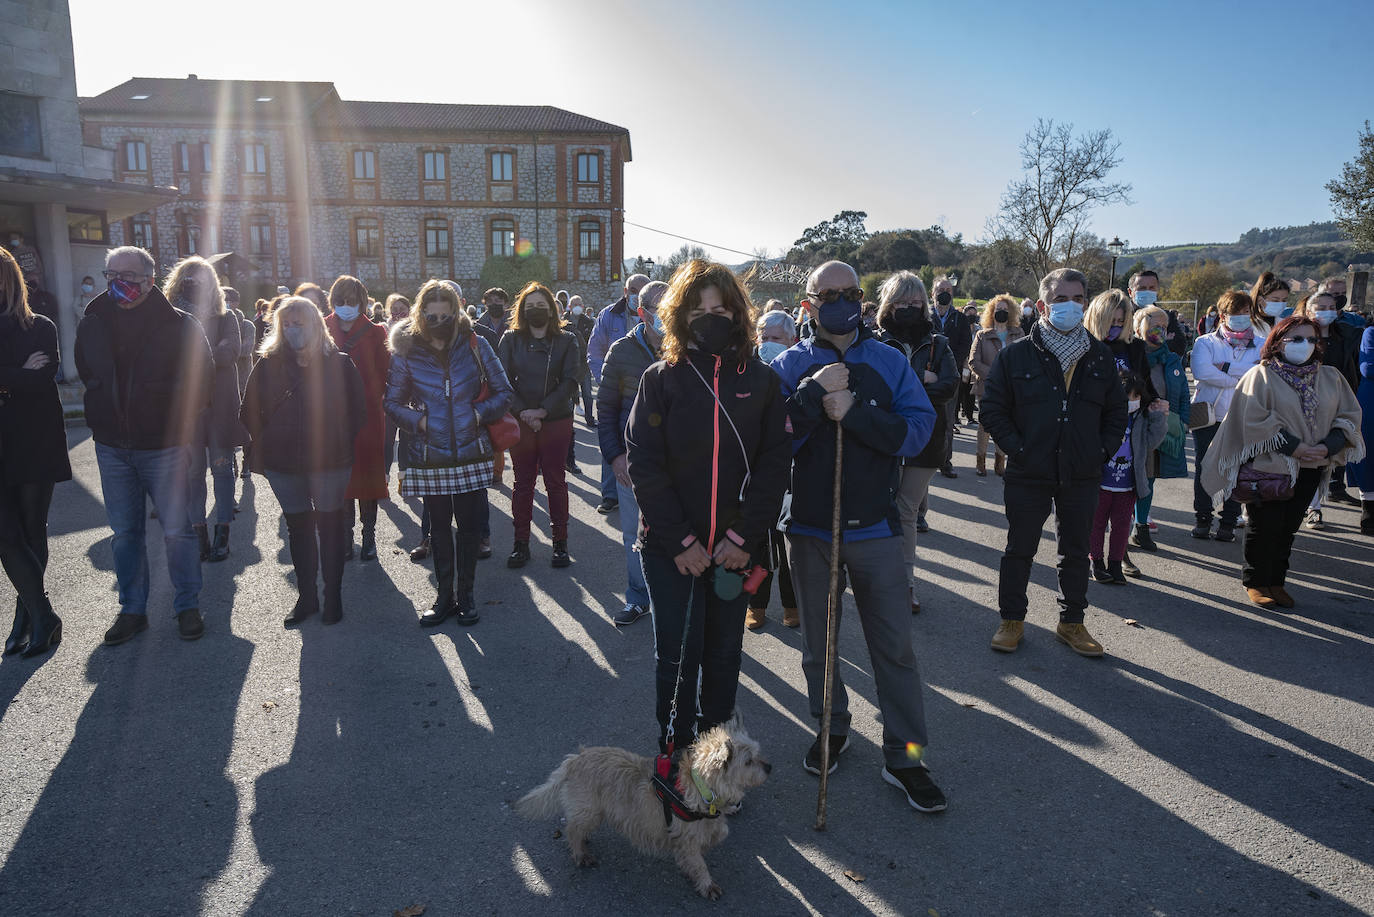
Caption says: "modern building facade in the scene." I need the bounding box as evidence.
[79,76,632,304]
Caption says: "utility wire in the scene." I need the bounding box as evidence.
[623,220,783,263]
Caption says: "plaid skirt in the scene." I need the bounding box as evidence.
[400,460,494,497]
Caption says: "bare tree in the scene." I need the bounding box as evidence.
[993,119,1132,280]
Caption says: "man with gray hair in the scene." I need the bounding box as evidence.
[587,272,650,514]
[597,279,668,625]
[75,246,214,645]
[980,267,1127,658]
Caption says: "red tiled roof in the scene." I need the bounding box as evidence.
[80,77,339,117]
[319,99,627,136]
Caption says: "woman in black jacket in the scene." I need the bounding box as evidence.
[626,260,790,755]
[497,282,583,569]
[0,247,70,658]
[242,297,365,627]
[1087,289,1156,399]
[875,271,958,614]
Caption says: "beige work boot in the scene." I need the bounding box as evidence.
[782,607,799,628]
[745,607,766,631]
[990,620,1024,653]
[1055,622,1104,657]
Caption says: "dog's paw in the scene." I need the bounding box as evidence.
[699,882,722,901]
[575,852,599,868]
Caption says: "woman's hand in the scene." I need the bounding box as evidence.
[22,351,49,371]
[518,409,541,426]
[923,370,938,384]
[612,454,632,488]
[712,539,750,571]
[1294,443,1329,462]
[1148,399,1169,414]
[674,541,712,577]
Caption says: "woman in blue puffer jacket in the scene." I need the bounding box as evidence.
[386,279,513,627]
[1130,304,1191,550]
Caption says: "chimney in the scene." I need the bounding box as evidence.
[188,74,198,80]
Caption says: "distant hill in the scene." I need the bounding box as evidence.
[1131,222,1372,283]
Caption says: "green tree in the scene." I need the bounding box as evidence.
[853,232,927,274]
[1326,121,1374,250]
[860,271,890,302]
[790,210,870,265]
[660,244,708,280]
[1163,260,1235,311]
[478,254,552,298]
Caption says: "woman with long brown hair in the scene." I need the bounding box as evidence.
[625,260,790,754]
[0,246,70,657]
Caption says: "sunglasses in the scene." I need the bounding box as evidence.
[805,287,864,305]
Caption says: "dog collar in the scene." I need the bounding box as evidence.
[689,767,718,816]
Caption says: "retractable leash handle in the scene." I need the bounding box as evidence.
[815,418,845,831]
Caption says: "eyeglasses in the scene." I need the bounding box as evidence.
[1283,336,1318,345]
[889,300,926,308]
[805,287,864,305]
[102,270,149,283]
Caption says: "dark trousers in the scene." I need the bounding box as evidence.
[1243,468,1323,587]
[424,491,485,609]
[1193,424,1240,526]
[0,482,54,619]
[999,479,1097,623]
[941,398,957,466]
[958,379,976,422]
[510,416,573,542]
[1091,489,1136,562]
[642,551,748,753]
[748,530,796,611]
[346,498,378,534]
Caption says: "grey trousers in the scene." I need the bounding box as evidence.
[788,533,931,768]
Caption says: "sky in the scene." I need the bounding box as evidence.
[70,0,1374,265]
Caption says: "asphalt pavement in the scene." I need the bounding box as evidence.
[0,419,1371,917]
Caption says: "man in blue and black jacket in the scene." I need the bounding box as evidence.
[771,259,947,815]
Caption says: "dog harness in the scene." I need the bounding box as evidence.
[652,753,721,828]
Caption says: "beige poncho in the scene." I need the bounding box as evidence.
[1199,362,1364,504]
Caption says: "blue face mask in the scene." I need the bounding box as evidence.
[640,307,664,336]
[283,326,307,351]
[758,341,787,363]
[1133,290,1157,307]
[996,329,1008,344]
[817,298,862,335]
[1047,301,1084,332]
[1225,314,1251,332]
[333,304,359,323]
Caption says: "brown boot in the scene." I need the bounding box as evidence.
[976,428,989,476]
[745,607,766,631]
[994,451,1006,476]
[782,606,799,628]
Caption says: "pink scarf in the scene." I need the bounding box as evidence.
[1218,324,1253,346]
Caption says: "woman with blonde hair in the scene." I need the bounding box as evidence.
[164,255,245,562]
[626,260,790,754]
[242,297,365,626]
[0,246,70,657]
[968,293,1025,476]
[1085,288,1152,394]
[497,282,584,569]
[386,280,513,627]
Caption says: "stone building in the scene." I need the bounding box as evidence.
[0,2,176,378]
[78,76,632,305]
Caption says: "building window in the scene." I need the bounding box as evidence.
[490,151,513,182]
[578,220,601,260]
[424,219,450,258]
[576,153,600,183]
[354,217,379,257]
[352,149,375,180]
[247,216,273,257]
[423,151,446,181]
[0,93,43,158]
[130,213,153,249]
[243,143,267,174]
[175,141,192,173]
[124,140,148,173]
[177,215,201,257]
[491,219,515,257]
[201,142,212,172]
[68,210,108,244]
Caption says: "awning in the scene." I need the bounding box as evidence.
[0,167,178,221]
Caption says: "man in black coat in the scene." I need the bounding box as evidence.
[929,276,970,480]
[75,245,214,646]
[980,267,1128,659]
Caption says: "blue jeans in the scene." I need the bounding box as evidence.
[189,444,236,526]
[95,443,201,616]
[616,477,650,608]
[601,460,617,503]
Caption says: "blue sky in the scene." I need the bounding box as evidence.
[70,0,1374,264]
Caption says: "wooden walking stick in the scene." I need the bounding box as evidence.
[815,418,845,830]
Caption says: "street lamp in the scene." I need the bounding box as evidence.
[1107,236,1125,288]
[644,258,655,279]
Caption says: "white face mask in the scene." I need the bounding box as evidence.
[1283,340,1315,364]
[1128,399,1141,413]
[81,282,94,293]
[572,306,583,317]
[1313,310,1337,326]
[1263,300,1286,317]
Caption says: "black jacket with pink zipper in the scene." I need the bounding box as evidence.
[625,346,791,561]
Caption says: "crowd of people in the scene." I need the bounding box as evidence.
[0,239,1369,818]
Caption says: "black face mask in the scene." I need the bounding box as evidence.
[426,313,455,338]
[994,309,1009,323]
[935,291,953,308]
[688,313,735,355]
[888,306,929,339]
[525,308,550,330]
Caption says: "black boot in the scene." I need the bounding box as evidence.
[421,529,457,627]
[319,509,346,624]
[1362,500,1374,536]
[1190,516,1213,539]
[551,539,571,568]
[283,512,319,627]
[1130,523,1157,552]
[1107,560,1128,585]
[209,524,231,562]
[454,534,481,626]
[5,597,30,655]
[359,527,377,562]
[1092,558,1112,583]
[193,523,211,561]
[359,500,378,561]
[1121,551,1141,578]
[507,540,530,568]
[21,594,61,658]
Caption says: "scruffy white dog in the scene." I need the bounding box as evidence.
[518,721,771,900]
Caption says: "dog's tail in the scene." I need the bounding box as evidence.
[516,753,578,820]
